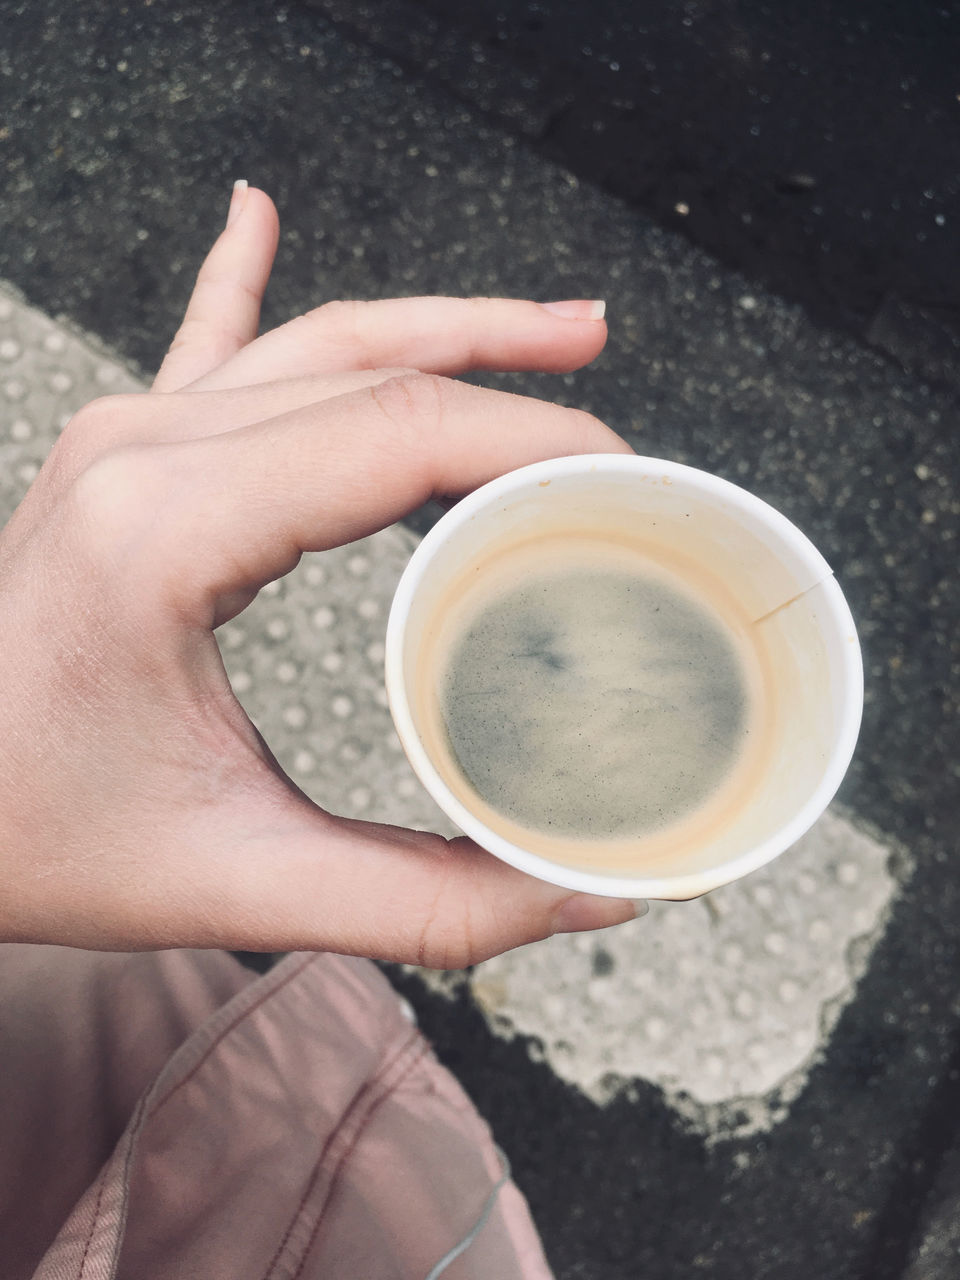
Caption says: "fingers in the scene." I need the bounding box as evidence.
[156,375,633,614]
[151,184,280,393]
[185,296,608,390]
[59,370,416,458]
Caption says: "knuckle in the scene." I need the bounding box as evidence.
[369,372,450,439]
[166,317,205,354]
[68,444,167,556]
[307,298,362,327]
[418,931,474,970]
[163,318,240,370]
[413,836,485,970]
[56,394,138,459]
[569,406,621,450]
[43,394,145,492]
[301,299,364,348]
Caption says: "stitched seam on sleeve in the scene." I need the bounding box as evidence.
[151,954,317,1114]
[74,955,317,1280]
[262,1029,428,1280]
[75,1170,107,1280]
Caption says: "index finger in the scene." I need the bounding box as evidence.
[156,375,634,616]
[151,184,280,393]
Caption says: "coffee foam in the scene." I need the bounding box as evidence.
[414,530,778,873]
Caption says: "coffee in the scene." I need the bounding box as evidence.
[415,530,775,870]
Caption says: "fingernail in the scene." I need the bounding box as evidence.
[226,178,249,228]
[539,299,606,321]
[552,893,640,934]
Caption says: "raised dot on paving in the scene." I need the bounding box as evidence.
[293,750,316,775]
[544,995,566,1021]
[809,918,830,944]
[752,884,775,909]
[275,660,298,683]
[17,462,38,483]
[347,554,370,575]
[836,862,859,886]
[220,625,246,650]
[231,671,252,693]
[304,563,326,586]
[266,617,290,640]
[779,979,800,1004]
[357,598,380,619]
[0,338,21,360]
[282,704,308,729]
[690,1004,711,1029]
[10,418,32,440]
[331,694,354,718]
[42,331,66,353]
[321,651,344,674]
[734,991,756,1018]
[260,579,282,597]
[366,641,386,665]
[677,953,699,979]
[587,978,611,1004]
[338,739,364,763]
[312,605,335,629]
[396,776,418,798]
[0,297,13,319]
[348,785,372,810]
[629,968,655,991]
[764,932,787,956]
[791,1026,811,1051]
[48,371,73,392]
[95,364,120,385]
[4,379,27,401]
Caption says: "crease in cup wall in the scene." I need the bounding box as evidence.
[385,455,863,901]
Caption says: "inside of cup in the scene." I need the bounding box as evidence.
[397,459,861,892]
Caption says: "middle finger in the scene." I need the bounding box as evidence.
[184,295,608,391]
[67,370,416,455]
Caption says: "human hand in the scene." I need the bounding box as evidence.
[0,184,639,965]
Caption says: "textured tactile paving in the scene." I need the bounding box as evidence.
[416,811,895,1136]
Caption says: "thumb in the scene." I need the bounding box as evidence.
[151,182,280,393]
[206,800,641,968]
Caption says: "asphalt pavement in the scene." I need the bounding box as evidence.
[0,2,958,1277]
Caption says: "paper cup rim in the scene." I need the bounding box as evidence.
[385,454,864,899]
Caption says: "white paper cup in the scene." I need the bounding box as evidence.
[385,454,863,900]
